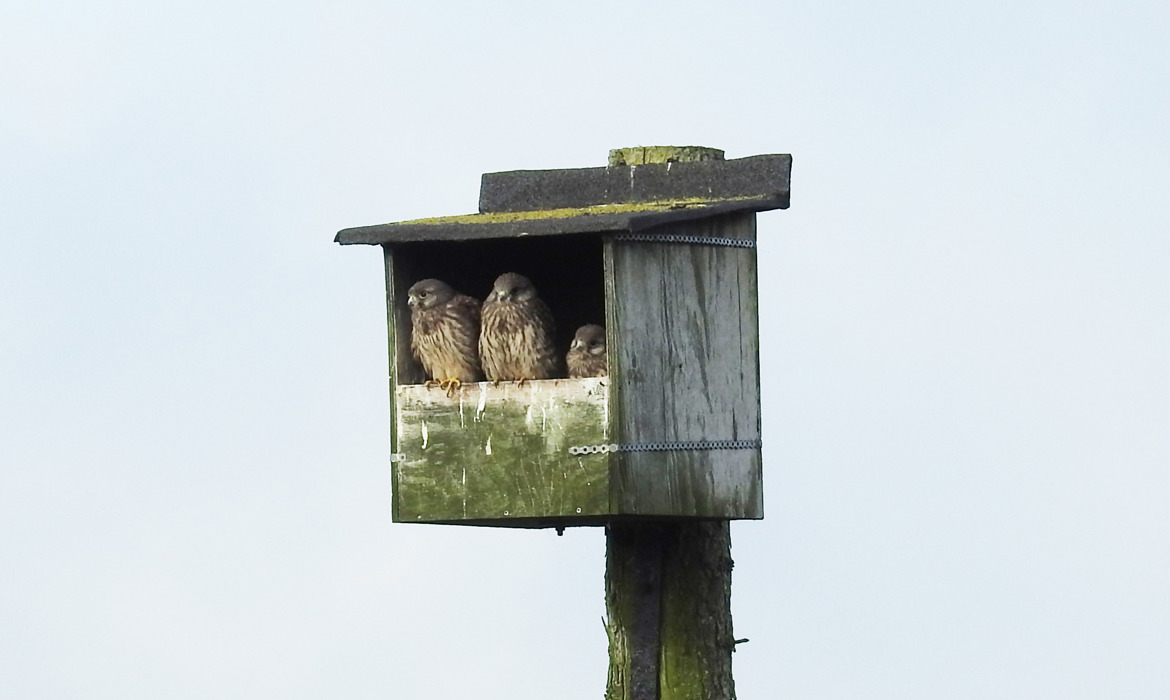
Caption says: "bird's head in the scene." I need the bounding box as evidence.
[571,324,607,355]
[490,272,537,303]
[407,278,455,310]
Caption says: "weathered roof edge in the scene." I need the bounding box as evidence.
[335,194,784,245]
[479,154,791,214]
[335,152,792,246]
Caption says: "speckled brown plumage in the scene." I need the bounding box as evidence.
[567,324,607,378]
[408,278,483,383]
[479,272,560,381]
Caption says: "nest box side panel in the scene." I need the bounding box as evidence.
[607,212,763,518]
[393,379,611,523]
[383,246,403,522]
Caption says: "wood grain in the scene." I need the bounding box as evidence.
[607,211,763,518]
[605,521,737,700]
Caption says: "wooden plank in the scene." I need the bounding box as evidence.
[383,246,403,522]
[335,197,783,245]
[608,211,763,518]
[478,154,791,214]
[393,378,611,522]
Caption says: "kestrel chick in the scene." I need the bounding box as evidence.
[407,278,483,388]
[479,272,559,381]
[567,324,607,378]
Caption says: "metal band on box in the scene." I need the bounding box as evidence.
[568,439,763,456]
[392,440,763,461]
[613,233,756,249]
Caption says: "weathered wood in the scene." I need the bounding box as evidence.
[335,196,784,245]
[393,379,611,522]
[607,211,763,519]
[477,154,789,214]
[385,245,425,387]
[605,145,747,700]
[606,521,737,700]
[383,246,404,521]
[608,146,725,167]
[658,521,736,700]
[606,524,665,700]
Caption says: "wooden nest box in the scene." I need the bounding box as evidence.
[336,146,791,528]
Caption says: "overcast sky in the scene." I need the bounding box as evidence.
[3,1,1168,698]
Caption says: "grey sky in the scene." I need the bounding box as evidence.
[2,1,1168,698]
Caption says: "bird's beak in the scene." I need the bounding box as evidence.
[570,340,582,350]
[407,297,416,307]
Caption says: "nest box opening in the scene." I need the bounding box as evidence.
[387,233,606,385]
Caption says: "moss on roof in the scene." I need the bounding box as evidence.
[384,195,770,227]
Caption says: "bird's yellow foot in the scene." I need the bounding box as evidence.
[516,377,529,388]
[439,378,462,397]
[424,379,442,389]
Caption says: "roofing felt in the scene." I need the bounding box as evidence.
[335,154,791,245]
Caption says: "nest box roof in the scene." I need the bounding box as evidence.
[335,153,791,245]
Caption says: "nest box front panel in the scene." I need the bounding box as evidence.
[392,378,611,523]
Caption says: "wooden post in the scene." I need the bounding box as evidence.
[604,146,742,700]
[606,521,737,700]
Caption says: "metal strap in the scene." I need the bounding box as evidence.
[614,233,756,249]
[393,440,762,460]
[568,439,761,455]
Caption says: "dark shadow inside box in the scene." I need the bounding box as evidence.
[390,233,606,383]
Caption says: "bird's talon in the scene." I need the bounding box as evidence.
[440,378,462,397]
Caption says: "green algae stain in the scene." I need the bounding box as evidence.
[608,146,725,166]
[382,195,768,228]
[393,379,611,522]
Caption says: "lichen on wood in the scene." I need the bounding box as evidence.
[608,146,726,166]
[605,522,737,700]
[381,196,765,228]
[393,378,611,522]
[658,522,736,700]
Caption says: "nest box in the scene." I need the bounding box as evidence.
[336,147,791,528]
